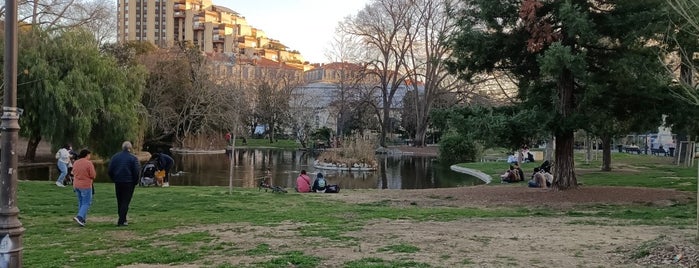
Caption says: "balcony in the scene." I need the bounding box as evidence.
[174,11,184,18]
[174,4,185,11]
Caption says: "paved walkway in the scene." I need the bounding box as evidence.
[449,165,492,184]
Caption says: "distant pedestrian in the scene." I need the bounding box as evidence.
[55,144,72,187]
[108,141,140,227]
[225,132,232,146]
[72,149,95,227]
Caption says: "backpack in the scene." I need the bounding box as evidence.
[317,177,326,188]
[325,184,340,193]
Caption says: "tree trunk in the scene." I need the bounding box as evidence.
[268,122,275,143]
[553,131,577,189]
[601,135,612,171]
[25,134,41,162]
[585,134,592,165]
[414,126,427,147]
[553,67,578,190]
[379,106,389,147]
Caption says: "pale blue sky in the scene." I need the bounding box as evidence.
[224,0,369,63]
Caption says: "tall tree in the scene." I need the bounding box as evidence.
[138,44,242,148]
[448,0,674,189]
[403,0,462,147]
[253,67,303,143]
[8,28,146,160]
[340,0,413,147]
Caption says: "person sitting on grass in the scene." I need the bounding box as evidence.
[312,173,328,193]
[528,168,553,188]
[295,170,311,193]
[500,165,519,183]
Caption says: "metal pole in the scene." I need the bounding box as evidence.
[1,0,24,265]
[228,124,236,195]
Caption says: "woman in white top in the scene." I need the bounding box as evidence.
[55,144,72,187]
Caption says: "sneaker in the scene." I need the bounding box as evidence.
[55,181,65,187]
[117,221,128,227]
[162,182,169,187]
[73,216,85,227]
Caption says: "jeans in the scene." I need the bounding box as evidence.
[56,161,68,183]
[75,188,93,221]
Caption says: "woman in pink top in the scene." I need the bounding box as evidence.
[72,149,96,227]
[295,170,311,192]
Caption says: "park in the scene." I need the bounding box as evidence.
[1,0,699,267]
[17,147,697,267]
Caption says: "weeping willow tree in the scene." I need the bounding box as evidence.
[7,27,147,160]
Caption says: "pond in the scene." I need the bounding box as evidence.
[19,149,484,190]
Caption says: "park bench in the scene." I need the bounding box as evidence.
[624,146,641,154]
[650,148,668,156]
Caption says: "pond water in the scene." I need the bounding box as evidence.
[19,149,484,189]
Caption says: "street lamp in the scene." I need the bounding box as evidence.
[1,0,25,266]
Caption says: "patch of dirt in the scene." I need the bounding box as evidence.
[119,186,695,267]
[326,185,693,209]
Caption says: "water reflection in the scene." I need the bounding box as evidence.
[19,149,484,189]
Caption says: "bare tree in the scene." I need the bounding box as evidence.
[2,0,112,32]
[253,67,304,143]
[288,91,317,148]
[340,0,414,147]
[666,0,699,105]
[402,0,462,147]
[139,45,242,149]
[81,0,116,45]
[325,26,365,63]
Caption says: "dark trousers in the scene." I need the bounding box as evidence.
[162,164,173,183]
[114,182,136,224]
[163,168,170,183]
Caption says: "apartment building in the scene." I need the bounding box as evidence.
[117,0,305,63]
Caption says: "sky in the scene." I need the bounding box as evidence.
[225,0,370,64]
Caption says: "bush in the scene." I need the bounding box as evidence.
[438,134,483,164]
[317,134,377,167]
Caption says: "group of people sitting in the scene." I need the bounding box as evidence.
[295,170,339,193]
[500,160,554,189]
[506,146,535,164]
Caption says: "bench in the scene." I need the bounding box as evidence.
[624,147,641,154]
[650,148,668,156]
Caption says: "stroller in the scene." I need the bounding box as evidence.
[139,160,162,187]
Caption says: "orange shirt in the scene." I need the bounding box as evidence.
[72,158,96,189]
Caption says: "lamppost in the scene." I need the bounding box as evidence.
[1,0,25,266]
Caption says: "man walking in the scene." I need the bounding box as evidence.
[108,141,140,226]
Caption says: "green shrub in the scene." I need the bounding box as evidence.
[438,134,483,164]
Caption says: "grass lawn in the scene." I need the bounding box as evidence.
[17,151,699,267]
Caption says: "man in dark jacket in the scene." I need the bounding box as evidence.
[108,141,140,226]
